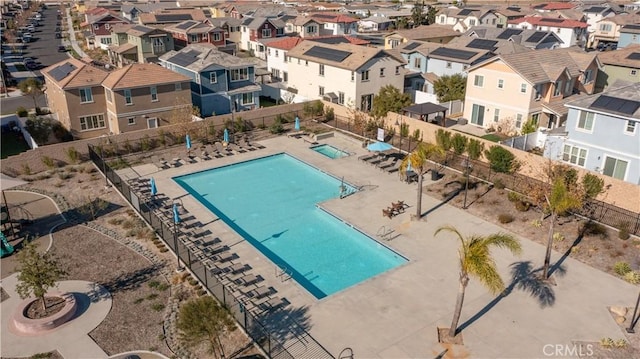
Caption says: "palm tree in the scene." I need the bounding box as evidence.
[400,142,445,219]
[434,225,522,339]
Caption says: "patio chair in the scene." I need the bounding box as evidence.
[358,153,377,162]
[369,154,387,165]
[234,273,261,287]
[228,143,247,154]
[215,142,234,156]
[384,161,402,174]
[255,297,289,314]
[238,138,257,151]
[243,285,273,300]
[151,155,169,170]
[376,158,396,169]
[391,201,405,214]
[382,208,394,219]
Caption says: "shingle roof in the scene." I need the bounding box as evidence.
[534,3,575,11]
[509,16,588,28]
[101,63,189,90]
[160,43,257,72]
[392,24,460,41]
[286,41,405,71]
[565,82,640,118]
[43,57,109,89]
[450,26,563,52]
[597,44,640,68]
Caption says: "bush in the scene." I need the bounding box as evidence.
[21,164,32,175]
[324,106,335,122]
[515,200,531,212]
[151,303,165,312]
[41,156,56,169]
[507,192,520,202]
[146,293,159,300]
[624,271,640,284]
[269,119,284,134]
[553,232,565,242]
[485,145,519,174]
[617,222,630,240]
[52,122,72,142]
[493,178,505,189]
[65,146,80,164]
[580,221,608,239]
[613,261,632,276]
[25,117,53,144]
[16,106,28,117]
[498,213,514,223]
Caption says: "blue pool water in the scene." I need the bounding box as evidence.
[311,144,349,159]
[174,154,406,298]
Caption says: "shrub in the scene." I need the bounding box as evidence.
[515,200,530,212]
[580,221,608,239]
[324,106,335,122]
[485,145,519,174]
[269,118,284,134]
[52,122,72,142]
[146,293,159,300]
[553,232,565,242]
[108,217,124,225]
[493,178,505,189]
[25,117,53,144]
[197,289,207,297]
[133,297,145,304]
[613,261,632,276]
[16,106,28,117]
[57,172,73,180]
[148,280,160,289]
[41,156,56,169]
[624,271,640,284]
[151,303,165,312]
[600,338,614,348]
[498,213,514,223]
[21,164,32,175]
[64,147,80,164]
[507,191,520,202]
[617,222,630,240]
[531,219,542,228]
[614,339,628,348]
[159,247,168,253]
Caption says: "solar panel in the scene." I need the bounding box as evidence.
[313,37,350,45]
[156,14,192,22]
[430,47,478,60]
[627,53,640,60]
[458,9,473,16]
[169,50,200,67]
[176,21,197,30]
[497,29,522,39]
[131,25,151,33]
[623,24,640,30]
[467,39,497,50]
[49,62,77,81]
[585,6,606,13]
[303,46,352,62]
[526,31,547,43]
[590,95,640,115]
[404,42,421,50]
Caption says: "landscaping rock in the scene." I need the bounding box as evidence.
[615,315,626,325]
[611,306,628,317]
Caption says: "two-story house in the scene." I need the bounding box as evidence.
[544,81,639,184]
[618,24,640,49]
[582,4,617,39]
[463,48,600,132]
[138,8,207,27]
[384,24,460,49]
[492,6,528,29]
[43,58,110,139]
[240,17,286,59]
[285,41,406,111]
[208,17,243,48]
[286,15,323,38]
[165,20,227,50]
[436,6,499,31]
[120,2,167,22]
[595,44,640,91]
[449,26,564,51]
[107,24,174,68]
[101,63,192,133]
[81,9,130,50]
[159,44,261,117]
[507,16,588,48]
[308,13,359,36]
[591,13,640,49]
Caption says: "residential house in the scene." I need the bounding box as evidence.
[120,2,168,22]
[582,4,617,37]
[544,81,639,184]
[101,63,192,133]
[209,17,243,46]
[492,6,528,28]
[358,16,395,32]
[81,8,130,50]
[240,17,286,59]
[532,2,576,13]
[384,24,460,49]
[595,44,640,91]
[618,24,640,48]
[435,6,499,31]
[307,13,359,36]
[165,20,228,50]
[590,13,640,49]
[159,44,261,117]
[507,16,588,48]
[138,8,207,27]
[463,48,601,132]
[107,24,174,68]
[285,41,406,111]
[42,58,110,139]
[286,15,323,37]
[449,26,564,51]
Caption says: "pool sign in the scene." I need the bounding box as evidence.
[377,128,385,142]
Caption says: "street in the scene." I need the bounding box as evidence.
[1,94,47,115]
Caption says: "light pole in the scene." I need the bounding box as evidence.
[462,156,471,209]
[627,290,640,333]
[173,199,184,272]
[395,116,403,153]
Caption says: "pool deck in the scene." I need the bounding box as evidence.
[119,132,638,358]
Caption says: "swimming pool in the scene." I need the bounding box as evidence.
[311,144,350,159]
[174,153,406,299]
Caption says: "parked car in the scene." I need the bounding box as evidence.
[58,45,67,52]
[55,32,62,39]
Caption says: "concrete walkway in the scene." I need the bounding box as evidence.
[121,133,639,358]
[0,274,112,358]
[65,7,88,59]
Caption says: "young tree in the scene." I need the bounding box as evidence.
[485,145,519,174]
[400,142,445,219]
[426,6,437,25]
[16,242,68,311]
[167,97,195,138]
[177,296,236,359]
[462,138,485,208]
[435,226,521,339]
[371,85,412,119]
[411,2,425,27]
[521,118,538,135]
[451,133,468,156]
[18,78,43,111]
[435,129,452,163]
[433,74,466,102]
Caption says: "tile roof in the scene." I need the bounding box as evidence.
[494,48,597,84]
[596,44,640,68]
[309,13,359,24]
[101,63,190,90]
[393,24,460,40]
[43,57,109,89]
[534,3,575,11]
[264,36,304,50]
[542,93,587,116]
[286,41,405,71]
[509,16,588,28]
[600,13,640,25]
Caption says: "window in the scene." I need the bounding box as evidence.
[272,69,280,79]
[124,89,132,105]
[469,19,476,26]
[79,114,105,131]
[351,72,354,81]
[243,26,247,33]
[306,25,316,33]
[361,70,369,82]
[497,79,504,89]
[625,120,637,134]
[446,61,452,69]
[283,71,288,82]
[413,57,420,69]
[319,86,324,96]
[361,94,373,111]
[230,68,248,81]
[210,72,217,83]
[516,114,523,128]
[380,68,385,77]
[150,86,158,102]
[100,37,112,45]
[262,28,271,37]
[577,111,594,131]
[319,64,325,76]
[338,91,344,105]
[584,69,593,83]
[520,83,527,93]
[554,80,562,96]
[212,32,221,41]
[535,84,543,100]
[493,108,500,122]
[105,24,110,30]
[562,145,587,167]
[390,39,399,48]
[106,90,112,103]
[175,83,182,91]
[147,117,158,128]
[395,66,400,75]
[127,117,135,125]
[241,92,253,105]
[599,24,612,32]
[474,75,484,87]
[602,156,628,180]
[189,34,198,42]
[283,55,287,62]
[632,70,637,76]
[79,88,93,103]
[564,80,571,94]
[275,50,279,58]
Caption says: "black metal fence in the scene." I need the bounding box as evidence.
[87,144,335,359]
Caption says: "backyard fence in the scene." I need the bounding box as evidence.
[87,144,335,359]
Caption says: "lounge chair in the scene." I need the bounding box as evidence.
[369,155,387,165]
[382,208,394,219]
[255,296,289,314]
[384,161,402,174]
[391,201,405,214]
[376,158,396,169]
[228,143,247,153]
[238,138,257,151]
[234,273,261,287]
[287,130,306,138]
[151,155,169,170]
[358,153,377,162]
[215,142,234,156]
[244,285,273,299]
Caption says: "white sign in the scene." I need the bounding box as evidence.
[377,128,385,142]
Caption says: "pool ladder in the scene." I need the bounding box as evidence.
[275,264,292,282]
[377,226,393,241]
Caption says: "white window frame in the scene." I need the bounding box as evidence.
[338,91,344,105]
[625,120,636,135]
[124,89,133,105]
[306,25,316,33]
[361,70,370,82]
[212,32,221,41]
[262,28,271,37]
[562,144,587,167]
[413,57,420,69]
[189,34,198,42]
[493,108,500,122]
[319,86,324,96]
[554,80,562,96]
[515,114,523,128]
[497,79,504,89]
[79,113,106,131]
[577,111,594,132]
[230,68,249,82]
[150,86,158,102]
[319,64,324,76]
[474,74,484,87]
[127,117,135,126]
[241,92,253,105]
[520,83,527,94]
[79,88,93,104]
[210,72,217,84]
[147,117,158,129]
[602,156,628,180]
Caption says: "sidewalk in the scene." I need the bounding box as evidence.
[65,7,88,59]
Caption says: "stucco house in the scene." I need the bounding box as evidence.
[595,44,640,91]
[507,16,588,48]
[384,24,460,49]
[107,24,174,68]
[590,13,640,49]
[618,24,640,49]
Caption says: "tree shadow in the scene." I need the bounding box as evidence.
[99,264,161,294]
[549,228,585,278]
[247,304,312,346]
[457,261,566,333]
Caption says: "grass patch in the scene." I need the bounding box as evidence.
[259,96,277,108]
[14,64,28,71]
[481,133,504,142]
[1,132,31,158]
